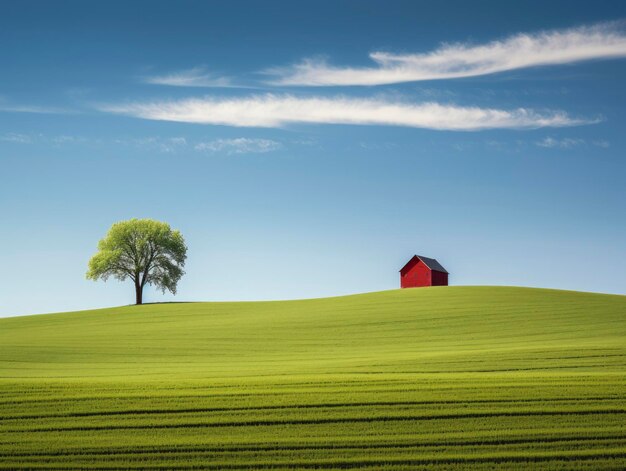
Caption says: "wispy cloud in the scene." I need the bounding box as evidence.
[0,132,285,155]
[0,133,33,144]
[195,138,282,154]
[114,136,188,153]
[143,67,233,88]
[536,137,585,148]
[99,94,596,131]
[267,22,626,86]
[51,135,88,144]
[536,136,610,148]
[0,133,96,146]
[0,104,74,114]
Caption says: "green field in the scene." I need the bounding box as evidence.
[1,286,625,469]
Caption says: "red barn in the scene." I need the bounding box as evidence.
[400,255,449,288]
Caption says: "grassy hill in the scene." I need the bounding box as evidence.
[0,286,625,469]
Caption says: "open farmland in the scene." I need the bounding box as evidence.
[0,286,625,469]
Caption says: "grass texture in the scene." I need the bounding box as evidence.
[0,286,625,469]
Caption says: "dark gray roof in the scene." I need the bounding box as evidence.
[400,255,449,274]
[417,255,448,274]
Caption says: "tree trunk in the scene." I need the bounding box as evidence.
[135,281,143,305]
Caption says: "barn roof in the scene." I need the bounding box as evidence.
[400,255,449,274]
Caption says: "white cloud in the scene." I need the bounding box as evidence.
[99,94,595,131]
[267,22,626,86]
[194,138,282,154]
[143,67,233,88]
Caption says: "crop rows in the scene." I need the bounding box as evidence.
[1,373,624,469]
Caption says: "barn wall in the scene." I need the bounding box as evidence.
[401,259,432,288]
[400,258,417,288]
[431,271,449,286]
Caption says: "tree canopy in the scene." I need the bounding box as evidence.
[86,219,187,305]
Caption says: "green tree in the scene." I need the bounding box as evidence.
[86,219,187,305]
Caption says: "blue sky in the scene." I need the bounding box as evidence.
[2,0,626,316]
